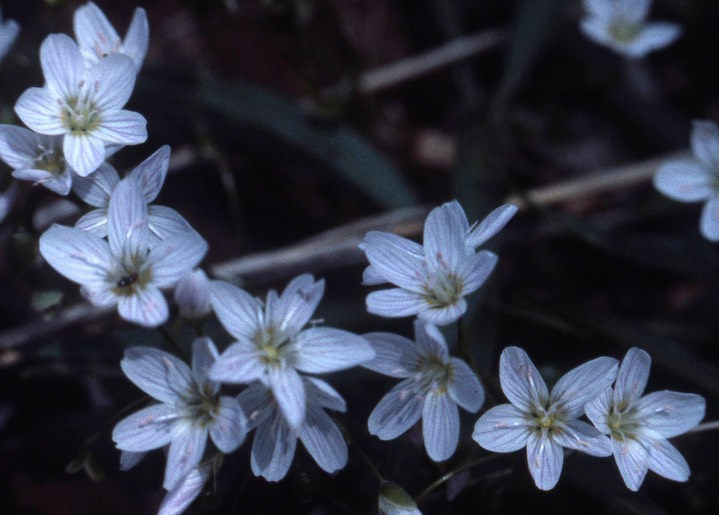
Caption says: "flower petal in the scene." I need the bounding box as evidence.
[584,387,613,434]
[209,340,265,384]
[690,120,719,168]
[360,231,425,290]
[270,274,324,336]
[294,327,375,373]
[636,391,705,438]
[73,1,121,62]
[121,345,193,403]
[112,403,180,452]
[550,356,618,419]
[63,133,105,177]
[210,396,247,453]
[526,432,564,491]
[158,462,211,515]
[465,204,518,248]
[72,161,119,207]
[626,23,681,59]
[366,288,425,319]
[700,195,719,242]
[117,285,169,327]
[305,377,347,412]
[210,280,262,341]
[164,424,207,490]
[459,250,498,294]
[424,201,467,277]
[148,205,192,241]
[15,87,65,135]
[653,159,712,202]
[447,357,484,413]
[74,209,108,237]
[472,404,531,452]
[613,438,649,491]
[422,391,459,462]
[93,109,147,145]
[124,8,149,69]
[499,346,548,412]
[91,53,137,110]
[368,379,423,440]
[147,229,208,289]
[299,403,347,473]
[40,34,85,100]
[646,437,690,483]
[251,413,297,482]
[362,331,419,378]
[614,347,651,407]
[190,336,219,389]
[269,367,306,429]
[553,419,612,457]
[39,224,112,289]
[128,145,170,202]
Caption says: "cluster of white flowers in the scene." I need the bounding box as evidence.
[0,3,710,515]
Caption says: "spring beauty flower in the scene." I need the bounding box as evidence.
[112,338,247,490]
[238,377,348,482]
[209,274,374,428]
[15,34,147,176]
[39,176,207,327]
[585,347,705,491]
[654,120,719,241]
[473,347,618,490]
[360,201,516,326]
[73,1,149,70]
[364,320,483,461]
[0,126,71,195]
[580,0,681,58]
[72,145,191,240]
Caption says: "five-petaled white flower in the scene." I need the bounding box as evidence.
[0,7,19,64]
[0,126,72,195]
[654,120,719,241]
[15,34,147,177]
[580,0,681,58]
[73,2,149,70]
[364,320,484,462]
[209,274,375,429]
[112,338,247,490]
[238,376,348,482]
[39,175,207,327]
[359,201,516,326]
[72,145,191,240]
[585,347,705,491]
[473,347,618,490]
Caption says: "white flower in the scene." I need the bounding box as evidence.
[72,145,191,240]
[112,338,247,490]
[654,120,719,241]
[585,347,705,491]
[364,320,484,462]
[580,0,681,58]
[238,376,348,482]
[15,34,147,177]
[39,176,207,327]
[472,347,618,490]
[360,201,516,326]
[0,7,19,63]
[209,274,375,428]
[174,268,212,320]
[73,2,149,70]
[0,125,71,195]
[158,462,212,515]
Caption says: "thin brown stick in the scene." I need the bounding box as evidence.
[505,150,689,208]
[357,28,508,94]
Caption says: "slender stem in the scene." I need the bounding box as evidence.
[157,326,188,360]
[416,453,503,502]
[344,424,384,482]
[686,420,719,434]
[457,317,497,407]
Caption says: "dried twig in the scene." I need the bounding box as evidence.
[357,28,508,94]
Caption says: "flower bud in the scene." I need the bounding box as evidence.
[174,269,211,320]
[378,481,421,515]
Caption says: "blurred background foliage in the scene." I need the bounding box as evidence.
[1,0,718,513]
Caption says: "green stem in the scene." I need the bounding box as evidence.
[416,452,503,502]
[157,326,188,360]
[457,317,497,407]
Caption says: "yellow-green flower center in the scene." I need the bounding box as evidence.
[61,96,101,135]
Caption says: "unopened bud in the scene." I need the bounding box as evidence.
[378,481,421,515]
[174,269,211,320]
